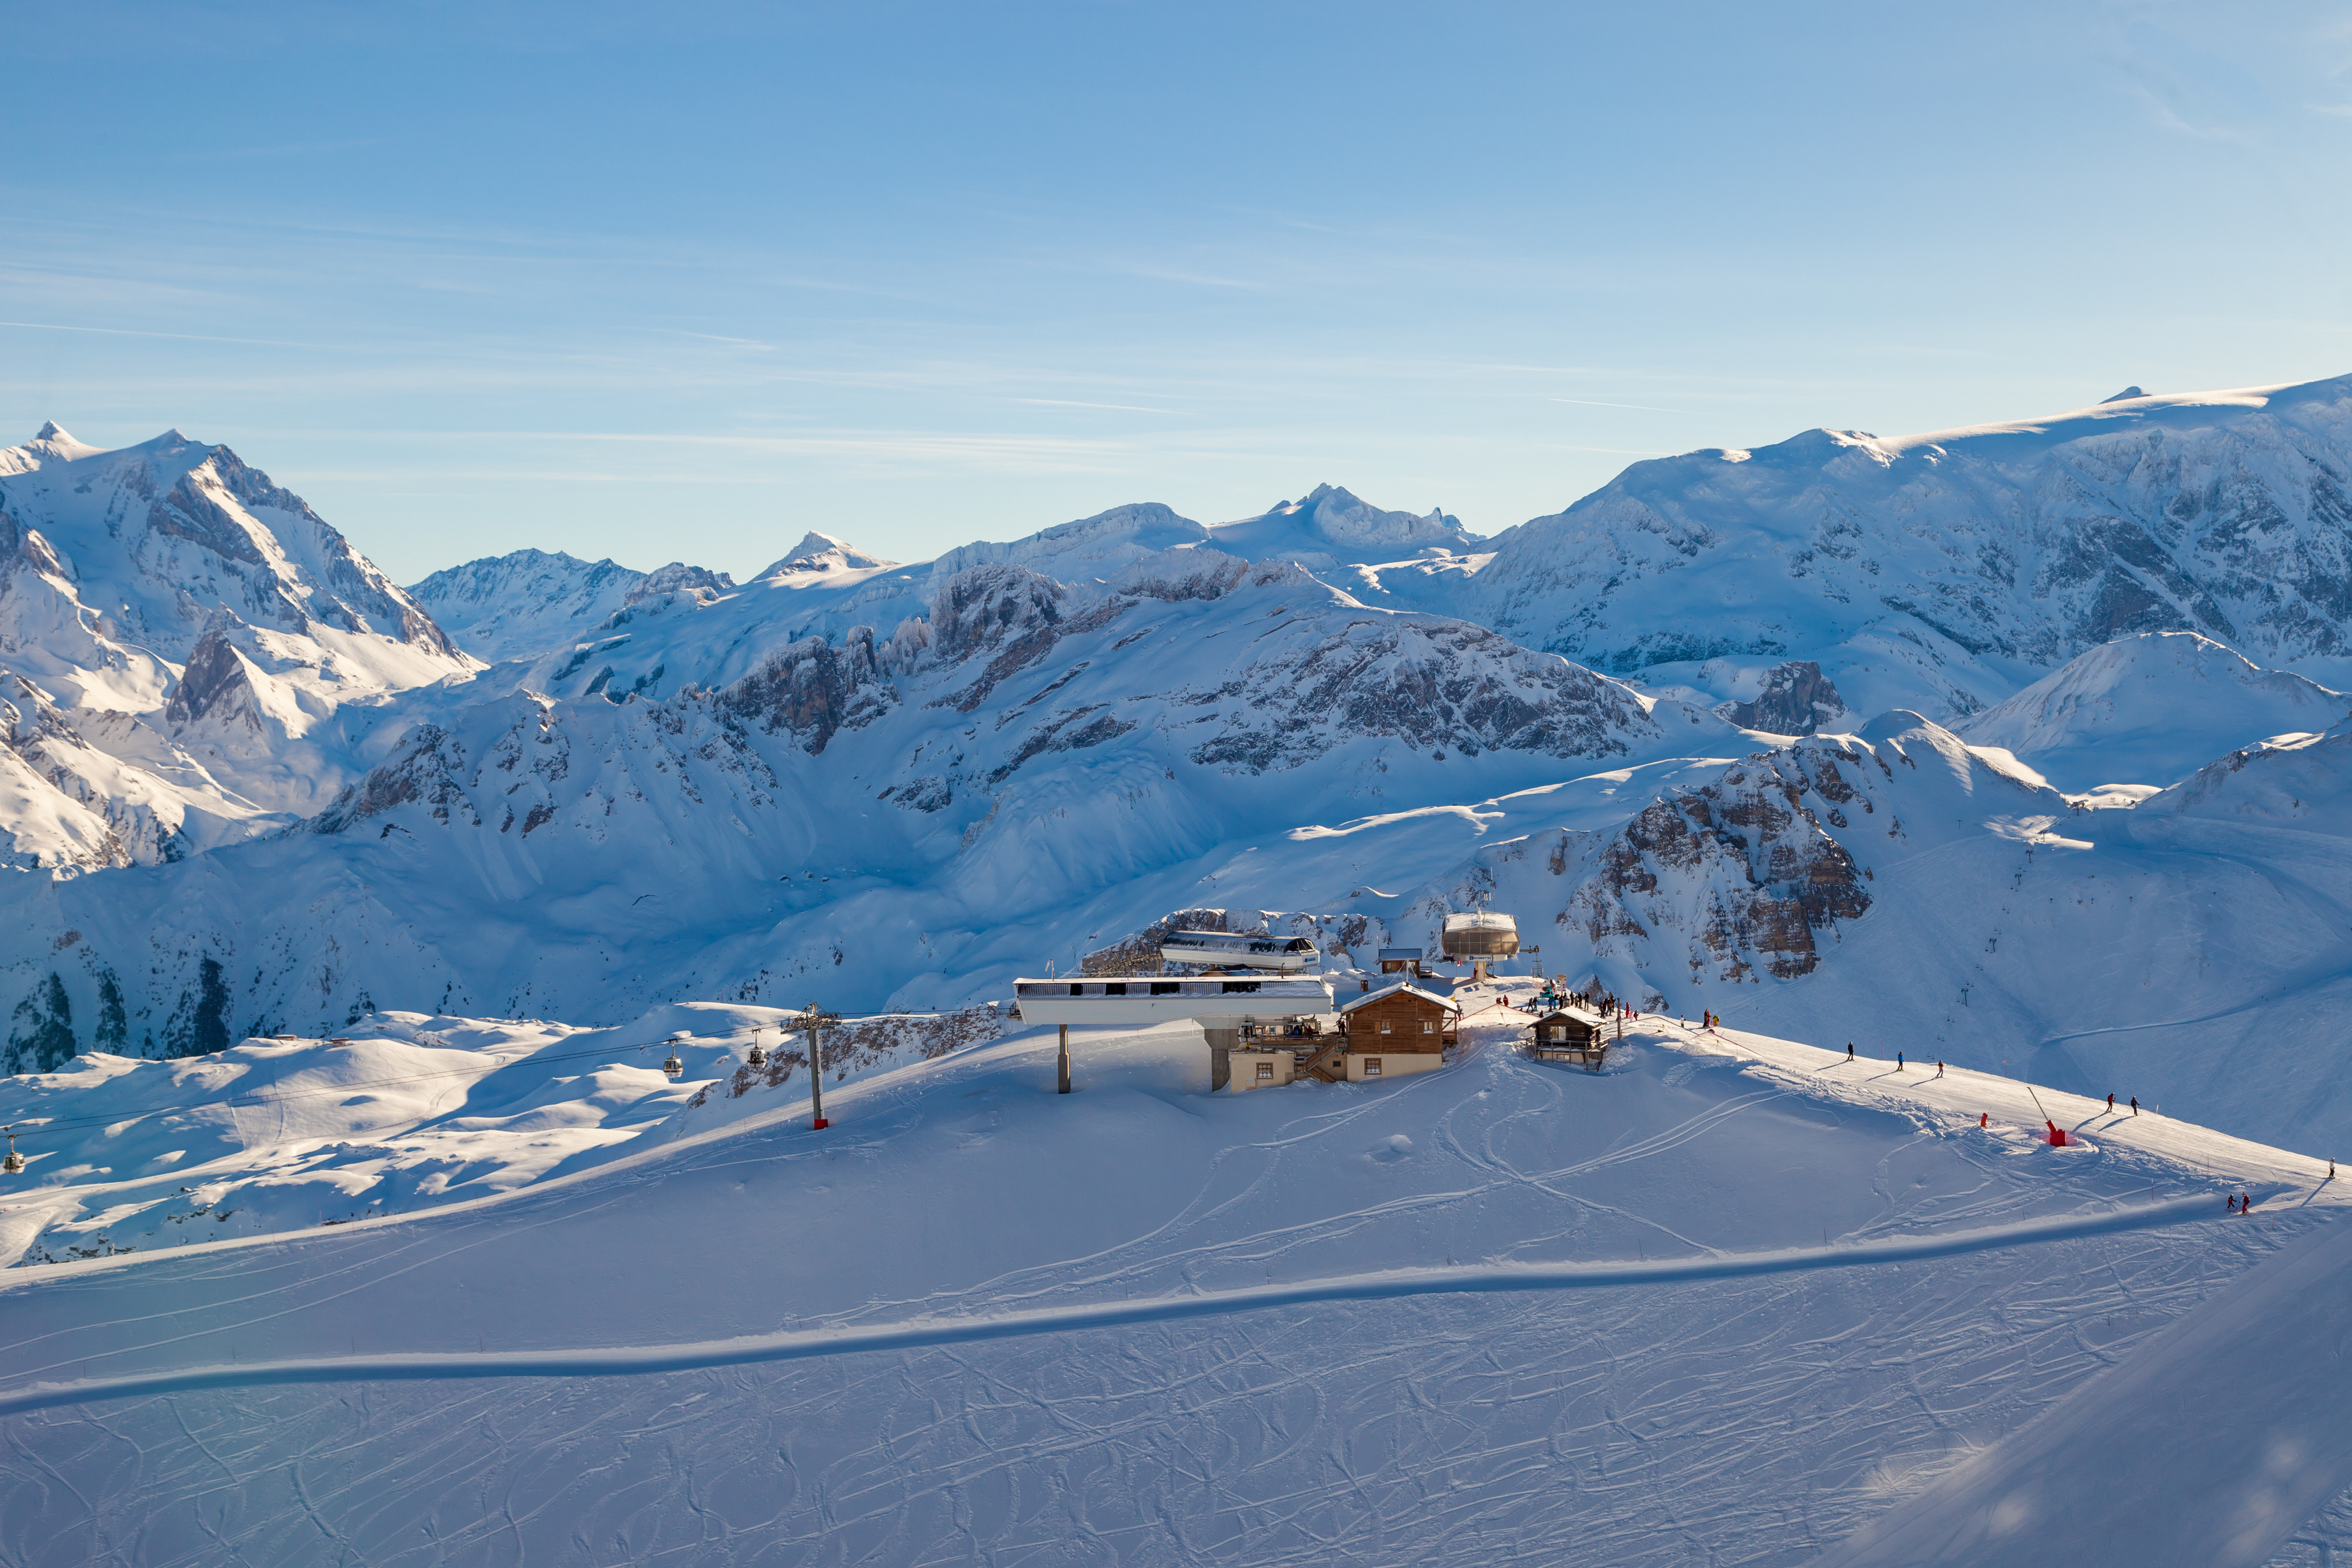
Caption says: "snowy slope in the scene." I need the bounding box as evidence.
[1468,375,2352,719]
[1418,710,2352,1151]
[0,550,1726,1069]
[0,1002,1000,1266]
[0,1009,2337,1563]
[1957,631,2348,792]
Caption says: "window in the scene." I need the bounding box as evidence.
[1548,1026,1565,1041]
[1221,980,1261,995]
[1106,983,1127,996]
[1422,1020,1435,1034]
[1365,1058,1382,1076]
[1379,1020,1392,1034]
[1255,1061,1274,1081]
[1150,981,1180,995]
[1068,984,1083,997]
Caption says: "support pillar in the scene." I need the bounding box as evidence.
[1058,1023,1071,1094]
[1204,1025,1239,1092]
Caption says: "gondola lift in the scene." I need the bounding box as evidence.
[747,1031,769,1070]
[3,1128,22,1177]
[662,1031,686,1080]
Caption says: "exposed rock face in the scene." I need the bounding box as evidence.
[693,1005,1007,1104]
[162,631,264,731]
[1720,661,1848,735]
[1569,747,1873,984]
[718,628,895,754]
[624,561,736,608]
[1181,600,1657,774]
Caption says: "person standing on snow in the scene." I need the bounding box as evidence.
[1847,1042,1855,1061]
[2229,1194,2239,1213]
[1936,1060,1945,1078]
[2107,1093,2115,1113]
[2130,1096,2139,1115]
[1896,1052,1904,1071]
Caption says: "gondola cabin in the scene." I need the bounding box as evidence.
[1529,1009,1608,1070]
[1336,982,1459,1081]
[1158,930,1321,973]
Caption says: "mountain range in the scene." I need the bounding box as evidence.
[4,379,2350,1150]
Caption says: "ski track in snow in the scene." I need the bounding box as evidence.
[0,1193,2224,1419]
[0,1015,2341,1564]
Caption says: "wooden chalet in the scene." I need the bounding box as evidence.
[1529,1009,1608,1071]
[1307,981,1459,1082]
[1377,947,1424,976]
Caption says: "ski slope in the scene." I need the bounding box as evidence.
[0,1004,2341,1564]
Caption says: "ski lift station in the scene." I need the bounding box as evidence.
[1441,911,1519,982]
[1013,974,1335,1090]
[1156,930,1321,972]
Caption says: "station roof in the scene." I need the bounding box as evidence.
[1339,981,1461,1016]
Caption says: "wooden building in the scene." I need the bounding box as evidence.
[1377,947,1424,975]
[1331,982,1459,1081]
[1529,1009,1608,1071]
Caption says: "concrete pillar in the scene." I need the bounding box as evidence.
[1204,1025,1239,1091]
[1058,1023,1071,1094]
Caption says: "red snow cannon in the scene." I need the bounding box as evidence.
[2047,1121,2067,1147]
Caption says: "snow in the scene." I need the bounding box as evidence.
[0,1005,2337,1562]
[1959,631,2348,793]
[6,379,2352,1552]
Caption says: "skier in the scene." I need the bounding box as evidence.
[1979,1112,1988,1128]
[2330,1159,2337,1181]
[2130,1096,2139,1116]
[2228,1194,2238,1213]
[2106,1092,2115,1113]
[1896,1051,1904,1072]
[1936,1060,1945,1078]
[2243,1192,2254,1213]
[1847,1042,1855,1061]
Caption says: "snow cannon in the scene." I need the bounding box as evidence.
[2047,1121,2068,1147]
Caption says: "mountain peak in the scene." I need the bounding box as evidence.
[23,422,102,460]
[756,531,897,579]
[2101,385,2148,404]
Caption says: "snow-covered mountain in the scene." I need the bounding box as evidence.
[0,426,477,865]
[0,549,1722,1066]
[13,388,2352,1561]
[8,378,2352,1158]
[1468,376,2352,720]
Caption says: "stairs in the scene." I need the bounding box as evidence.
[1299,1039,1348,1084]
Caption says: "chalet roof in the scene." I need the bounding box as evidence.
[1339,980,1461,1016]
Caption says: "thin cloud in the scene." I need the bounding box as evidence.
[1547,396,1688,414]
[1012,397,1170,414]
[0,319,338,350]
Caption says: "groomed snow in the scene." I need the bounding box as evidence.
[0,1002,2337,1563]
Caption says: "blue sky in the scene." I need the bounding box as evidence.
[4,1,2349,582]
